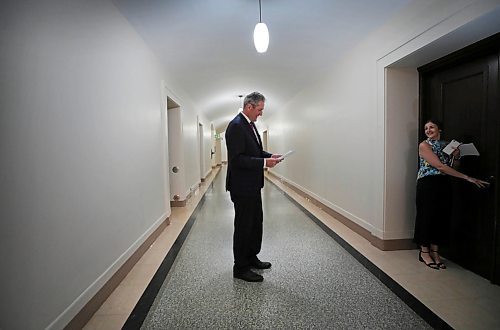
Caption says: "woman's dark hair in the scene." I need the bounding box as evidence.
[425,118,443,130]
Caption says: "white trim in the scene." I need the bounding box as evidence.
[376,2,500,240]
[269,172,376,235]
[46,212,169,330]
[190,182,199,192]
[380,229,415,241]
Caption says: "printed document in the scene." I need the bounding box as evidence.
[443,140,460,155]
[443,140,480,157]
[458,143,479,156]
[278,150,295,161]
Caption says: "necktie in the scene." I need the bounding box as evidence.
[249,122,262,147]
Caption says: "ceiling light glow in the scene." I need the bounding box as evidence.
[254,23,269,53]
[253,0,269,53]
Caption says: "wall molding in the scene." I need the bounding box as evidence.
[201,167,213,182]
[203,168,212,179]
[170,189,193,207]
[170,199,187,207]
[171,167,216,206]
[51,214,170,330]
[266,172,415,251]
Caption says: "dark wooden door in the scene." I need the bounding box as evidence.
[419,35,500,283]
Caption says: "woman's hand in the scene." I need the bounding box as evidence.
[465,176,490,188]
[452,147,461,160]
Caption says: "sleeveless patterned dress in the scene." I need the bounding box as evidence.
[417,139,450,180]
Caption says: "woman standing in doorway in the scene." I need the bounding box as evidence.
[415,119,489,269]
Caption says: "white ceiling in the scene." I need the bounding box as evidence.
[114,0,413,131]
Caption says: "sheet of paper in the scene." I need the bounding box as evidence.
[458,143,479,156]
[443,139,460,155]
[278,150,295,160]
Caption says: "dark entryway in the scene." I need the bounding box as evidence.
[419,33,500,284]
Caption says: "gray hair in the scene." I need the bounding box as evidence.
[243,92,266,108]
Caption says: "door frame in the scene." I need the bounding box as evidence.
[418,33,500,283]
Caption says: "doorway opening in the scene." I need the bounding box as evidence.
[167,97,186,206]
[418,33,500,283]
[262,130,268,151]
[198,122,205,181]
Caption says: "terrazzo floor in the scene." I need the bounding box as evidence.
[85,166,500,329]
[139,171,431,329]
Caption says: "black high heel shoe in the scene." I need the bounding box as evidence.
[419,250,439,269]
[430,250,446,269]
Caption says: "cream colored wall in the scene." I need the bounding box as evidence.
[0,0,213,328]
[215,138,223,165]
[267,0,500,241]
[385,68,419,239]
[180,108,211,195]
[267,57,380,234]
[162,90,211,199]
[203,120,213,177]
[183,109,201,194]
[221,131,228,162]
[0,1,170,328]
[167,105,186,200]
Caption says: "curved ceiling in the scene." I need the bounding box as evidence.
[114,0,412,131]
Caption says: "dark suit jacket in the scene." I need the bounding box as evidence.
[225,113,272,196]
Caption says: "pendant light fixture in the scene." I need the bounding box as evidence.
[253,0,269,53]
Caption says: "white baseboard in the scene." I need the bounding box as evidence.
[270,172,375,234]
[46,212,169,330]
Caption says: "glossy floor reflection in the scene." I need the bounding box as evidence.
[141,169,429,329]
[267,174,500,330]
[84,166,500,329]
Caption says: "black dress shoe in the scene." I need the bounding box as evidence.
[250,260,271,269]
[233,269,263,282]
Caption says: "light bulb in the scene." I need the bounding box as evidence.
[253,22,269,53]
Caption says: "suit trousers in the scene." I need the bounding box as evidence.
[230,192,263,271]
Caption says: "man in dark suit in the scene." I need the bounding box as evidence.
[225,92,281,282]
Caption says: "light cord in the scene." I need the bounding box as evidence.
[259,0,262,23]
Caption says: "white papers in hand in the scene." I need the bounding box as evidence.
[458,143,479,156]
[278,150,295,161]
[443,140,460,155]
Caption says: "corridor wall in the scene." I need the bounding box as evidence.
[0,0,207,328]
[266,0,500,243]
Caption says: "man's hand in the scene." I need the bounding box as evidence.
[265,157,281,168]
[271,154,282,159]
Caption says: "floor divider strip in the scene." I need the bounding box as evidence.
[122,184,211,329]
[123,175,453,329]
[267,178,453,330]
